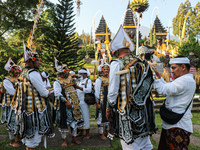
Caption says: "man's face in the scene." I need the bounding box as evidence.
[12,68,19,77]
[103,68,109,75]
[171,64,185,79]
[34,57,40,69]
[79,73,87,79]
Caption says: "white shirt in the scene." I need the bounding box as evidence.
[29,71,49,98]
[76,78,92,104]
[107,61,120,106]
[53,79,63,99]
[94,77,102,101]
[43,79,51,88]
[153,74,196,133]
[3,78,15,96]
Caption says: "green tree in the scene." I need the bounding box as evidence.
[0,37,23,80]
[40,0,84,76]
[178,37,200,67]
[0,0,39,37]
[172,0,200,39]
[153,26,157,45]
[150,27,153,45]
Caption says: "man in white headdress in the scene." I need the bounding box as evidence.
[1,58,21,147]
[20,42,54,150]
[53,58,83,147]
[95,62,110,140]
[74,68,92,141]
[106,25,157,150]
[152,56,196,150]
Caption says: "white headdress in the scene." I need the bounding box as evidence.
[23,41,39,62]
[41,71,49,78]
[4,57,18,72]
[78,69,88,74]
[169,57,190,65]
[110,25,135,52]
[98,61,110,71]
[54,57,68,73]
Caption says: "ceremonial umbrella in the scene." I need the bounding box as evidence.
[91,60,99,80]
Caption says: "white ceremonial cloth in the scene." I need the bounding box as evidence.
[76,78,92,105]
[153,74,196,133]
[120,137,153,150]
[22,129,42,148]
[43,78,51,88]
[94,77,102,101]
[53,80,63,99]
[29,71,49,98]
[107,61,120,106]
[3,78,15,96]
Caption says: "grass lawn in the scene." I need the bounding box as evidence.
[0,102,200,149]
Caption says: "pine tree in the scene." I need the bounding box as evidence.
[41,0,84,76]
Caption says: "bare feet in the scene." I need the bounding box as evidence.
[100,134,108,140]
[61,138,67,147]
[9,142,20,147]
[83,135,90,141]
[15,137,22,143]
[76,131,84,137]
[71,139,81,145]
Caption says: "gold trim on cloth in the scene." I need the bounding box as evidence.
[100,77,109,103]
[59,77,82,121]
[118,74,127,114]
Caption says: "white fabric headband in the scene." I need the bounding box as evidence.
[169,57,190,65]
[41,71,49,78]
[78,69,88,74]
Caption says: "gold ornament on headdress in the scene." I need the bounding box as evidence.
[122,37,131,48]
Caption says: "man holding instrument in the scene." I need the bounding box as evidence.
[106,25,157,150]
[53,58,83,147]
[152,56,196,150]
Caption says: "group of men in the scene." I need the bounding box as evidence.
[0,26,196,150]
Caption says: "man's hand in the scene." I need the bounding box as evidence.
[152,66,161,79]
[75,85,83,91]
[106,109,112,122]
[65,101,72,109]
[96,103,101,109]
[71,74,78,78]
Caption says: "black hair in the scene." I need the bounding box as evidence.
[173,55,190,71]
[44,71,49,77]
[144,53,152,61]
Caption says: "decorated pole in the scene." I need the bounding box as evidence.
[29,0,45,50]
[130,0,149,56]
[93,10,102,50]
[136,14,139,56]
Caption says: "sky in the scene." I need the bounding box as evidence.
[50,0,199,37]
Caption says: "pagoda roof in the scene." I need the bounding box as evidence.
[123,3,135,27]
[153,16,167,33]
[95,16,111,34]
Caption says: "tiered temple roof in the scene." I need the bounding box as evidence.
[153,16,167,34]
[95,16,111,34]
[152,15,167,44]
[95,16,111,42]
[123,3,141,39]
[123,3,135,27]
